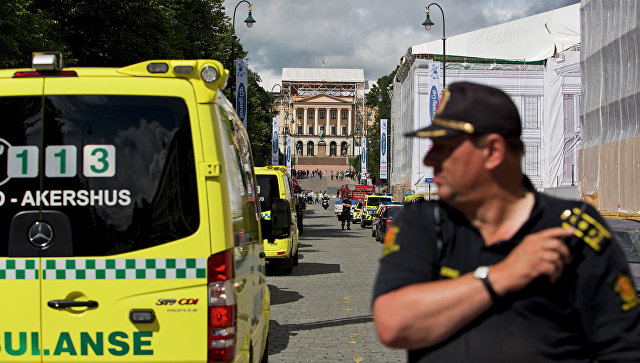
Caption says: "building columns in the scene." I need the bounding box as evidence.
[303,107,308,135]
[314,109,319,135]
[325,108,330,135]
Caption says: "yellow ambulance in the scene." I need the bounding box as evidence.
[0,52,286,362]
[254,166,299,274]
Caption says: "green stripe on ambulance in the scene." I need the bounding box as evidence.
[0,258,206,280]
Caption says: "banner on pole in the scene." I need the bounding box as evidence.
[272,116,279,166]
[361,137,367,180]
[236,58,248,129]
[413,61,440,190]
[380,119,388,179]
[286,136,292,170]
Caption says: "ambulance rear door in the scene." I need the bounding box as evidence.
[36,76,210,362]
[0,76,44,362]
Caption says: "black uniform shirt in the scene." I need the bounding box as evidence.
[342,198,352,215]
[373,190,640,362]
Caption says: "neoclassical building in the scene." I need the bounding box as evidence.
[270,68,375,172]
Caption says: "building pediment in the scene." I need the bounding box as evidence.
[297,94,352,105]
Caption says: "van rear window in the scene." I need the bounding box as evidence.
[256,174,279,212]
[367,197,392,207]
[0,95,199,256]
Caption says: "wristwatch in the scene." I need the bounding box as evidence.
[474,266,500,303]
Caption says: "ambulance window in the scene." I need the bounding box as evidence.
[256,175,279,212]
[0,97,43,256]
[0,95,199,256]
[283,175,292,199]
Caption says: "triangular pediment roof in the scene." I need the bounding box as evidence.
[296,94,352,104]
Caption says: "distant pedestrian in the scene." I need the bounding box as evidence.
[341,196,352,230]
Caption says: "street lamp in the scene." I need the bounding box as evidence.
[422,3,446,87]
[230,1,256,102]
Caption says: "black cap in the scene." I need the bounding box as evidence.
[405,82,521,139]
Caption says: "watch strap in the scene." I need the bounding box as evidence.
[479,275,500,304]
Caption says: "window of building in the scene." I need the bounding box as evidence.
[319,110,325,119]
[297,125,303,135]
[307,141,314,156]
[342,126,347,135]
[331,111,336,119]
[298,110,303,120]
[308,110,314,119]
[342,111,347,120]
[331,126,336,135]
[308,125,313,135]
[524,97,538,129]
[524,145,539,176]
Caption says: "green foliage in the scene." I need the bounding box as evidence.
[365,67,398,182]
[0,0,68,68]
[244,70,273,166]
[3,0,272,167]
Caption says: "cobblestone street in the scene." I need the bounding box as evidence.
[266,200,404,362]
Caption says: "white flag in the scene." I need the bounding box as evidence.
[272,117,280,166]
[380,119,388,179]
[286,136,292,170]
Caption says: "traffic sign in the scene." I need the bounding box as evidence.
[365,172,371,178]
[375,180,382,186]
[425,177,434,183]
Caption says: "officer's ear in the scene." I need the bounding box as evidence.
[476,133,505,171]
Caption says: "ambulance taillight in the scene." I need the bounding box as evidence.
[207,249,237,362]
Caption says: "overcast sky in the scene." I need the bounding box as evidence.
[223,0,580,84]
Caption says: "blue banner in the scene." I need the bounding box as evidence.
[236,58,248,129]
[272,117,279,166]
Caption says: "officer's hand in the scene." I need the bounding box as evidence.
[492,227,574,295]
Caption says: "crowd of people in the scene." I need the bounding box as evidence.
[292,169,358,181]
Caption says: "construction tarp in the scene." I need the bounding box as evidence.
[412,3,580,62]
[579,0,640,215]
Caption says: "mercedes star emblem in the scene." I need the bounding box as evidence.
[28,221,54,247]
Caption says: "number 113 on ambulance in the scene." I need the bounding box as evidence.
[7,145,116,179]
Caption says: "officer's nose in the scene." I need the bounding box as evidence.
[423,148,438,167]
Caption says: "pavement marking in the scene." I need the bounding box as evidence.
[354,358,363,362]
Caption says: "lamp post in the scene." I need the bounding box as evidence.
[422,3,446,87]
[230,1,255,103]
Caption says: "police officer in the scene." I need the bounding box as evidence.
[372,82,640,361]
[341,196,352,230]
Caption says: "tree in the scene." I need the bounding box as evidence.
[245,70,274,166]
[5,0,274,167]
[0,0,68,68]
[365,67,397,182]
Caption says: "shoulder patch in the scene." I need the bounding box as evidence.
[440,266,460,279]
[560,207,611,252]
[381,226,400,257]
[614,273,639,311]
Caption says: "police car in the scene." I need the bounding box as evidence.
[0,52,286,362]
[361,194,393,228]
